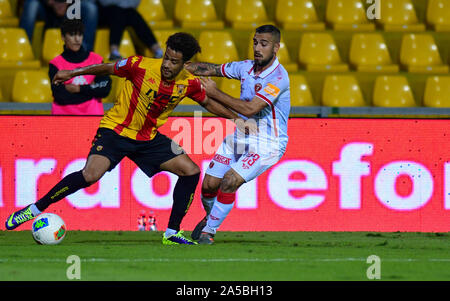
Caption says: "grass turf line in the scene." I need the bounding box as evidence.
[0,231,448,281]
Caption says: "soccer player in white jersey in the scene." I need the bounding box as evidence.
[185,25,291,244]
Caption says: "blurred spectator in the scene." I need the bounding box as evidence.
[49,19,111,115]
[97,0,163,60]
[19,0,98,51]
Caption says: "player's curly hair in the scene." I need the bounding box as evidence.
[166,32,201,62]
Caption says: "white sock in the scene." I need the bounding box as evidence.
[164,228,177,238]
[30,204,41,217]
[201,193,217,215]
[203,201,234,234]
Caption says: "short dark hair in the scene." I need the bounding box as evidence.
[166,32,201,62]
[61,19,84,36]
[255,24,281,43]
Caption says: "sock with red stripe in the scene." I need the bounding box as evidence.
[201,191,218,215]
[203,190,236,234]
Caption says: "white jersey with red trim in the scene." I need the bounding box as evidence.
[221,58,290,152]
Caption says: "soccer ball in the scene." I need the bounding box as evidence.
[31,213,67,245]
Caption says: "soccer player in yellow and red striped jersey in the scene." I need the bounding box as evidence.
[5,33,244,245]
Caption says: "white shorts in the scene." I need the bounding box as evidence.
[205,134,284,182]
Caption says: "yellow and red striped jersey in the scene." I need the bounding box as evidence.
[99,55,206,141]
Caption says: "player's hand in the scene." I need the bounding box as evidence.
[52,70,74,85]
[65,84,80,94]
[235,118,259,135]
[199,77,217,97]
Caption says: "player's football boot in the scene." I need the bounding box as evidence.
[5,205,36,230]
[162,230,198,245]
[190,215,207,241]
[198,232,215,245]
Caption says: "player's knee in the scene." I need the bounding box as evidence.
[220,172,238,193]
[202,178,219,195]
[81,168,103,185]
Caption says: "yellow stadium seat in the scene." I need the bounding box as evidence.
[0,28,40,68]
[174,0,224,29]
[0,86,4,102]
[12,70,52,103]
[220,78,241,99]
[325,0,375,31]
[42,29,64,64]
[290,74,315,106]
[225,0,270,29]
[349,33,399,73]
[247,35,298,72]
[137,0,173,29]
[298,33,349,72]
[322,75,365,107]
[427,0,450,32]
[400,34,449,73]
[423,76,450,107]
[197,31,239,64]
[0,0,18,27]
[94,29,136,62]
[377,0,425,32]
[275,0,325,31]
[373,76,416,107]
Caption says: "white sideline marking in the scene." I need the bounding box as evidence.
[0,257,449,263]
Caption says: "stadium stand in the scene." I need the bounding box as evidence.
[399,33,449,73]
[289,74,315,106]
[0,27,40,68]
[12,70,52,103]
[298,33,349,72]
[275,0,325,31]
[325,0,375,31]
[138,0,174,29]
[373,76,416,107]
[322,75,366,107]
[174,0,224,29]
[0,0,18,27]
[423,76,450,107]
[41,28,64,65]
[349,33,399,73]
[376,0,426,32]
[1,0,450,115]
[427,0,450,32]
[225,0,270,29]
[197,30,239,64]
[93,29,136,62]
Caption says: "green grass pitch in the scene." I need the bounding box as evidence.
[0,231,449,281]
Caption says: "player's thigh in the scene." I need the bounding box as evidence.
[231,150,280,184]
[204,138,237,180]
[82,154,111,184]
[159,153,200,176]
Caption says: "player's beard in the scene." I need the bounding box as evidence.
[254,52,275,68]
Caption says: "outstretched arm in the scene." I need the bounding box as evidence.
[184,62,223,77]
[52,63,116,85]
[200,77,267,118]
[200,96,238,119]
[199,97,258,135]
